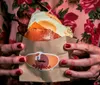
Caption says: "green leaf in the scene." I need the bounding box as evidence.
[96,7,100,13]
[76,4,83,12]
[82,32,90,37]
[41,2,48,6]
[89,10,97,19]
[29,4,39,9]
[89,8,100,20]
[58,8,69,19]
[7,13,15,22]
[81,32,91,43]
[12,0,19,10]
[56,0,63,7]
[20,4,28,12]
[17,4,28,18]
[32,0,36,3]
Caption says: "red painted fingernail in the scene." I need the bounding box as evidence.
[19,57,25,62]
[60,59,67,65]
[17,44,22,49]
[65,70,72,76]
[16,70,22,75]
[65,44,71,48]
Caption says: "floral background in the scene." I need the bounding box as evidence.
[0,0,100,85]
[0,0,100,45]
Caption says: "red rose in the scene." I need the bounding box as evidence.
[61,12,78,33]
[84,20,100,45]
[17,0,32,5]
[17,0,25,5]
[80,0,99,13]
[26,7,36,15]
[64,12,78,21]
[90,33,99,45]
[63,20,76,33]
[84,19,94,34]
[50,11,78,33]
[96,23,100,34]
[25,0,32,4]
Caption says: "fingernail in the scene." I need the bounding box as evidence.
[65,70,72,76]
[16,70,22,75]
[65,44,71,48]
[17,44,22,49]
[19,57,25,62]
[60,59,67,65]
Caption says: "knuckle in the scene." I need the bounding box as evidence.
[10,57,15,64]
[84,44,89,51]
[88,58,93,66]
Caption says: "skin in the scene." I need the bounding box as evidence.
[0,43,26,76]
[60,43,100,78]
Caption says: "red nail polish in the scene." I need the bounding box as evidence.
[60,59,67,65]
[16,70,22,75]
[17,44,22,49]
[65,44,71,48]
[65,70,72,76]
[19,57,25,62]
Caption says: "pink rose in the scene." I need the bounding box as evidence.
[17,0,32,5]
[84,19,94,34]
[80,0,99,13]
[84,20,100,45]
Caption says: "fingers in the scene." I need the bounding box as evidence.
[0,56,26,64]
[64,65,100,78]
[1,43,24,54]
[60,56,100,67]
[0,69,23,76]
[64,43,100,54]
[72,50,86,56]
[72,50,90,58]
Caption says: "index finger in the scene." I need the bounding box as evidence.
[0,43,24,54]
[64,43,100,54]
[60,56,100,67]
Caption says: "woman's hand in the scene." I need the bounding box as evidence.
[60,43,100,78]
[0,43,26,76]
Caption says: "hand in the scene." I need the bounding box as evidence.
[0,43,26,76]
[60,43,100,78]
